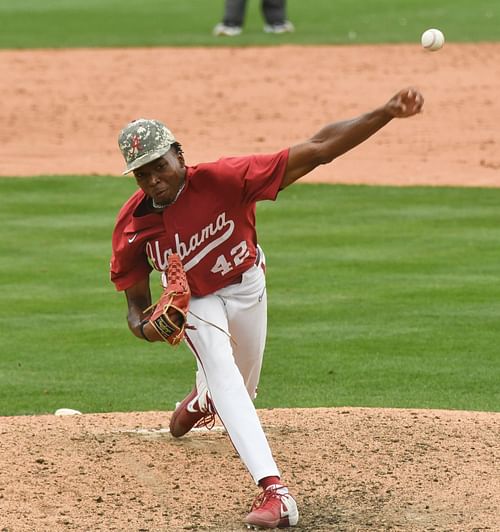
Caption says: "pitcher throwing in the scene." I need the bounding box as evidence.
[110,87,424,529]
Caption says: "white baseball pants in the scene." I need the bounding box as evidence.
[185,247,280,484]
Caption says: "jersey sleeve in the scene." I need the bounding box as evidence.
[110,231,152,291]
[242,149,289,203]
[109,192,155,291]
[209,149,289,204]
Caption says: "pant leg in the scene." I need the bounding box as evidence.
[226,260,267,399]
[186,290,279,484]
[261,0,286,25]
[228,286,267,399]
[194,273,266,399]
[222,0,248,26]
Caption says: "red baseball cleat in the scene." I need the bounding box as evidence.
[244,484,299,529]
[169,386,216,438]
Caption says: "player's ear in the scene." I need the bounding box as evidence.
[174,143,186,167]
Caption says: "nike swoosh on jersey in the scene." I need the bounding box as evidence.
[128,233,138,244]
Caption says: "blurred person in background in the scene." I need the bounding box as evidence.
[213,0,294,36]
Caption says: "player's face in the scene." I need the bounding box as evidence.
[133,150,186,206]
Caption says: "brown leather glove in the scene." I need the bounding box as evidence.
[148,253,190,346]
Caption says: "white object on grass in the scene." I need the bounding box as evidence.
[54,408,82,416]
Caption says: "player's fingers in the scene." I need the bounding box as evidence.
[403,88,424,115]
[396,95,407,114]
[410,92,424,114]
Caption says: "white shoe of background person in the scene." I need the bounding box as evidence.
[213,23,243,36]
[263,20,294,34]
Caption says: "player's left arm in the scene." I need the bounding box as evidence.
[125,278,162,342]
[281,87,424,189]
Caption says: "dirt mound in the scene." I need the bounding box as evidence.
[1,408,498,531]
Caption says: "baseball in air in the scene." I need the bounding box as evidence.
[421,28,445,51]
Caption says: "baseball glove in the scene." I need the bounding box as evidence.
[148,253,191,345]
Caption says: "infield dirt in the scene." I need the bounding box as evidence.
[1,44,499,185]
[0,44,499,531]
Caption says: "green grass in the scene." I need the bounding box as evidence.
[0,0,498,48]
[1,177,499,415]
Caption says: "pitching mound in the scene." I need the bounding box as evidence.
[1,407,498,531]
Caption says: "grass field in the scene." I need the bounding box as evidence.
[1,177,499,415]
[0,0,498,417]
[0,0,498,48]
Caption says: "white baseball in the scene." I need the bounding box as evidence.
[421,28,445,51]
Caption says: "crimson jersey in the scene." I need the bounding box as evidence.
[110,149,289,297]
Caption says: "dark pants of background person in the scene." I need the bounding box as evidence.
[223,0,287,27]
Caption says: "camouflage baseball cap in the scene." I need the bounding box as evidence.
[118,118,176,175]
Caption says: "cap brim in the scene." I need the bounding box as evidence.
[122,145,172,175]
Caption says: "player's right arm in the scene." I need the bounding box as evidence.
[281,87,423,189]
[124,278,162,342]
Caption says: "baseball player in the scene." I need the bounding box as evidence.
[213,0,294,36]
[110,87,424,529]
